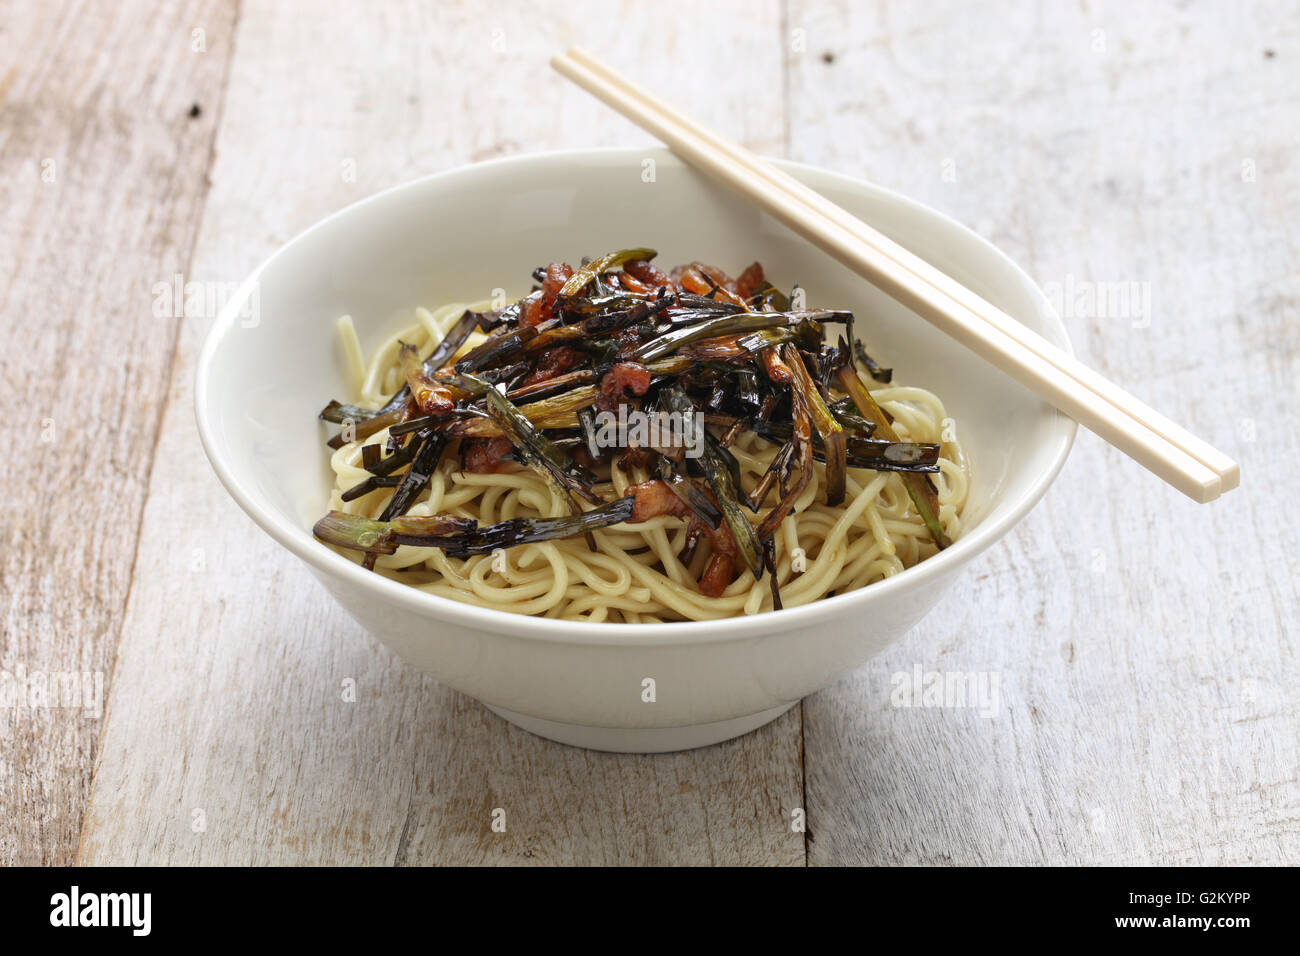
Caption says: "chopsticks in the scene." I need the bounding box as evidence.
[551,47,1239,503]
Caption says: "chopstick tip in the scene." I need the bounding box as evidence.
[1217,461,1241,493]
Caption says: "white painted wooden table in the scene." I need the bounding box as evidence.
[2,0,1296,866]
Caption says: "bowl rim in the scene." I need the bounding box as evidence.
[196,145,1076,646]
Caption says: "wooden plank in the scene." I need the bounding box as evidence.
[78,0,803,865]
[790,0,1300,864]
[0,0,238,866]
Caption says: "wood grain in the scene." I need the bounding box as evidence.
[788,0,1300,864]
[0,0,238,866]
[77,0,804,866]
[6,0,1294,867]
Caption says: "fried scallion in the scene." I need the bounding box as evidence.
[399,342,459,416]
[779,342,846,506]
[836,365,950,549]
[853,340,893,384]
[662,387,763,579]
[379,433,447,521]
[314,497,634,557]
[656,456,723,530]
[630,313,792,363]
[560,248,657,297]
[314,247,959,599]
[459,373,602,506]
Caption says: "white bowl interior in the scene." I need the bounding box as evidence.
[199,147,1073,632]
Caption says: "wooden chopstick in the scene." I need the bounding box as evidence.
[562,46,1240,498]
[552,48,1238,503]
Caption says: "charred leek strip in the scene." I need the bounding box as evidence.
[763,539,783,611]
[827,396,878,435]
[319,311,478,427]
[340,474,402,502]
[314,498,634,557]
[444,497,635,556]
[853,340,893,384]
[679,328,803,362]
[756,350,815,541]
[578,289,674,335]
[836,366,950,549]
[399,343,459,415]
[656,457,723,530]
[662,387,763,578]
[365,437,423,476]
[747,438,797,512]
[319,400,382,424]
[425,309,479,369]
[379,433,447,521]
[313,511,476,555]
[630,313,791,362]
[750,421,941,472]
[326,406,407,450]
[672,292,746,314]
[450,357,693,438]
[459,374,602,505]
[449,387,599,437]
[507,368,600,404]
[556,292,646,317]
[578,406,601,460]
[780,342,846,507]
[560,248,657,296]
[454,324,546,373]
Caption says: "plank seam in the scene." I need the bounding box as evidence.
[74,0,246,866]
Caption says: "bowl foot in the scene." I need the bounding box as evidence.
[482,701,798,753]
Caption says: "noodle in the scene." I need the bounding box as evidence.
[324,300,971,622]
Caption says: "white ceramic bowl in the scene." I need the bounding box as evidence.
[196,146,1075,752]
